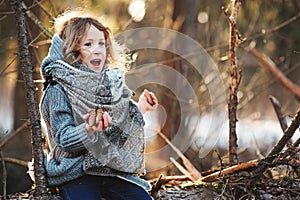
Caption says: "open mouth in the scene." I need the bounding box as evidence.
[90,59,101,66]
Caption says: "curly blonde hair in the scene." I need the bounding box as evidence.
[54,10,129,70]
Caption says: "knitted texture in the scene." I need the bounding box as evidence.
[40,34,149,189]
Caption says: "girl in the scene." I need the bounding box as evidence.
[39,10,157,200]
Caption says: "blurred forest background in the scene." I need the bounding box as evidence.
[0,0,299,195]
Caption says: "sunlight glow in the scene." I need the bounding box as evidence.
[128,0,146,22]
[197,11,208,24]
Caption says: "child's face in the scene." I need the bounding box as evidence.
[79,25,107,73]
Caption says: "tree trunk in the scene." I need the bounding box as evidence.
[228,0,241,165]
[10,0,47,197]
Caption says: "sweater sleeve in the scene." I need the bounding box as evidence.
[41,84,95,153]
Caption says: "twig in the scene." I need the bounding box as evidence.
[244,12,300,43]
[0,55,17,76]
[161,175,188,182]
[0,157,28,167]
[247,46,300,100]
[269,96,288,132]
[281,136,300,158]
[35,1,55,21]
[150,174,165,198]
[0,151,7,199]
[269,96,292,146]
[0,119,29,148]
[157,131,202,181]
[272,158,300,169]
[22,2,53,38]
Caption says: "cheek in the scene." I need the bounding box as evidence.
[79,50,90,62]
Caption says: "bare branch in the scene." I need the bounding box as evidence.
[0,119,29,148]
[0,157,28,167]
[247,46,300,100]
[251,107,300,182]
[22,2,53,38]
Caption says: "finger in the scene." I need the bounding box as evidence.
[96,120,104,131]
[83,113,90,121]
[102,112,112,128]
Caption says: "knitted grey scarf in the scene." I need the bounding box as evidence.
[41,35,145,174]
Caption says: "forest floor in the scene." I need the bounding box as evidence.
[154,173,300,199]
[2,171,299,200]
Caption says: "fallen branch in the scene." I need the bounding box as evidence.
[247,46,300,100]
[197,159,258,182]
[157,131,202,181]
[170,157,196,181]
[251,107,300,182]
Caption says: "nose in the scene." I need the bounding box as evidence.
[91,44,104,54]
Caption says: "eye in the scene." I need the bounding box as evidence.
[99,41,105,46]
[84,42,91,47]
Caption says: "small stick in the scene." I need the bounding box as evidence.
[88,107,104,127]
[144,89,154,106]
[150,174,165,198]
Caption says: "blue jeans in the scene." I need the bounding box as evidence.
[59,175,153,200]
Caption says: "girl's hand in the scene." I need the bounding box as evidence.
[138,89,158,115]
[84,111,112,137]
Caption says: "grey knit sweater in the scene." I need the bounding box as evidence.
[40,34,150,190]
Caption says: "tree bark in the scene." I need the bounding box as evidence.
[228,0,241,165]
[10,0,47,197]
